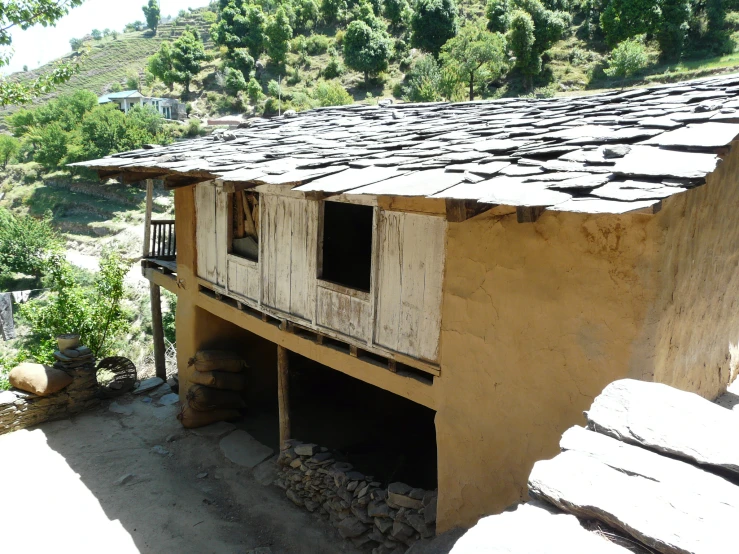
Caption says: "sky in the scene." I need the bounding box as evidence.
[2,0,212,75]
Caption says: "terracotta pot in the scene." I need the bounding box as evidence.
[57,334,80,351]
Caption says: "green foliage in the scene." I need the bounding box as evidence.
[31,122,69,168]
[486,0,510,33]
[295,0,319,30]
[171,27,208,94]
[313,79,353,106]
[0,208,61,289]
[162,290,177,345]
[0,135,19,168]
[656,1,689,61]
[211,2,267,59]
[228,48,255,80]
[509,9,540,88]
[321,0,348,23]
[385,0,413,29]
[148,41,178,91]
[515,0,569,55]
[70,37,84,51]
[126,71,139,91]
[306,34,331,54]
[604,36,648,82]
[343,19,392,84]
[265,7,293,65]
[91,29,102,40]
[247,77,264,103]
[143,0,161,33]
[0,349,29,390]
[323,54,345,77]
[225,66,249,92]
[410,0,458,56]
[186,118,203,137]
[267,79,281,97]
[400,53,443,101]
[439,19,507,100]
[20,252,129,361]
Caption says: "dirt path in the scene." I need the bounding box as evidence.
[0,393,361,554]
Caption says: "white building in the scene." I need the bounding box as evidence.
[98,90,184,120]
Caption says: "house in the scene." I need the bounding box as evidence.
[74,73,739,535]
[97,90,185,120]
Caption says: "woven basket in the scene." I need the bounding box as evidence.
[96,356,137,398]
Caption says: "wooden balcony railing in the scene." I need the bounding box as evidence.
[149,220,176,260]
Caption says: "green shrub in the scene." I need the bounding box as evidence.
[267,79,282,97]
[0,349,29,391]
[313,80,353,106]
[0,208,61,290]
[247,78,264,103]
[291,35,308,53]
[306,34,331,54]
[186,118,202,137]
[604,37,648,83]
[20,252,129,363]
[323,55,345,78]
[225,67,249,93]
[162,290,177,345]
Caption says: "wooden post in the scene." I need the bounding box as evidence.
[150,282,166,381]
[277,345,291,449]
[143,179,154,258]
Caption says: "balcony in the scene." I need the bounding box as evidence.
[143,219,177,274]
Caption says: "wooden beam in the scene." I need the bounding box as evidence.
[164,175,208,189]
[516,206,546,223]
[143,179,154,258]
[445,199,495,223]
[277,345,291,449]
[150,282,166,381]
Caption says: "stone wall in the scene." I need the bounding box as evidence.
[276,440,437,554]
[0,364,99,435]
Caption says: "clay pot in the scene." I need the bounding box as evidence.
[57,334,80,351]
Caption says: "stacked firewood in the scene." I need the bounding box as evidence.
[177,350,247,428]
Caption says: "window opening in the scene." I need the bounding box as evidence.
[320,202,373,292]
[231,191,260,262]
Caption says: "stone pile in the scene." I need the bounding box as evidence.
[276,440,437,554]
[0,345,99,435]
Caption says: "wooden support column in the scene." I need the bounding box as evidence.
[277,345,291,449]
[143,179,154,258]
[150,282,166,381]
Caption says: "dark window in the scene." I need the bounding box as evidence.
[231,191,259,262]
[321,202,373,291]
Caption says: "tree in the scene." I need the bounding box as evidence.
[229,48,255,79]
[321,0,348,23]
[265,7,293,65]
[20,252,129,361]
[32,123,69,168]
[225,67,248,93]
[604,36,648,86]
[91,29,102,40]
[508,9,539,89]
[439,19,507,101]
[411,0,458,56]
[400,53,443,101]
[211,1,266,59]
[656,0,689,60]
[343,19,391,84]
[148,41,178,91]
[70,37,84,51]
[0,208,60,289]
[143,0,161,33]
[486,0,510,33]
[295,0,319,30]
[0,0,85,105]
[0,135,19,168]
[515,0,569,56]
[171,27,208,94]
[600,0,658,48]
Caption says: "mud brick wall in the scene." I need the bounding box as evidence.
[276,440,437,554]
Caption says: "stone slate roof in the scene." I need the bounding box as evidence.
[76,74,739,214]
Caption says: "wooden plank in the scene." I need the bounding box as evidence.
[215,185,229,287]
[150,282,167,381]
[417,217,446,361]
[274,197,292,313]
[277,345,291,448]
[586,379,739,475]
[529,450,739,554]
[398,214,425,355]
[143,179,154,258]
[450,502,631,554]
[289,198,308,318]
[316,286,371,342]
[234,191,245,238]
[195,182,217,283]
[374,211,404,352]
[260,194,275,307]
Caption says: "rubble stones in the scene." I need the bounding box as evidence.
[133,377,164,395]
[278,440,436,553]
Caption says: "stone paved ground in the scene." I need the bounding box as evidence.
[0,389,360,554]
